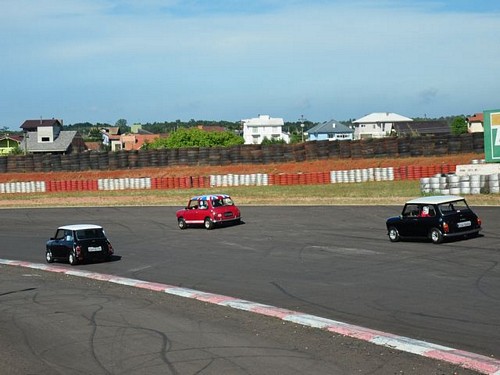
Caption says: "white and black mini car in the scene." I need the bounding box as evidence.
[386,195,481,244]
[45,224,114,265]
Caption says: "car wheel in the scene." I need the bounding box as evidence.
[178,218,187,230]
[388,227,400,242]
[204,217,214,230]
[45,249,54,263]
[430,228,443,244]
[68,250,78,265]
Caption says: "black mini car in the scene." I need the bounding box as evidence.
[46,224,114,265]
[386,195,481,244]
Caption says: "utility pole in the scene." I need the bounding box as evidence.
[299,115,306,142]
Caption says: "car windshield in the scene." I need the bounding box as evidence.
[76,228,106,240]
[438,200,470,214]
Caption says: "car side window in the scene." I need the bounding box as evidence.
[402,204,419,217]
[188,200,199,209]
[64,230,73,242]
[54,229,65,240]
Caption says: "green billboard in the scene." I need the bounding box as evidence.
[484,109,500,162]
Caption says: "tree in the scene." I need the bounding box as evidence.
[143,128,244,149]
[115,119,130,134]
[450,116,468,135]
[261,137,286,145]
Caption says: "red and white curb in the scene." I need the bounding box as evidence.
[1,258,499,375]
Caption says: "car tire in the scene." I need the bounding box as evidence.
[204,217,214,230]
[388,227,400,242]
[178,218,187,230]
[45,249,54,263]
[430,228,443,244]
[68,250,78,266]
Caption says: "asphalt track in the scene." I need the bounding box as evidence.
[1,205,499,374]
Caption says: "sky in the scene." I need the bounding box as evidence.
[1,0,500,129]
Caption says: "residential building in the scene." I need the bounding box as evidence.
[352,112,413,140]
[20,119,86,154]
[306,119,354,141]
[0,135,22,155]
[466,113,484,133]
[241,114,289,144]
[121,133,162,150]
[101,127,122,151]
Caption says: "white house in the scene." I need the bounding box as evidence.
[466,113,484,133]
[306,119,354,141]
[352,112,413,140]
[241,115,289,144]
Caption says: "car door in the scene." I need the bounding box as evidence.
[183,199,204,224]
[413,205,438,237]
[397,204,420,237]
[50,229,67,258]
[60,229,75,257]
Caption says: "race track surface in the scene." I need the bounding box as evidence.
[1,205,499,374]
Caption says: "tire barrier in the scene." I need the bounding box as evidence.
[0,134,484,174]
[330,168,394,183]
[209,174,269,187]
[0,162,497,195]
[97,178,152,191]
[46,180,98,192]
[0,181,46,194]
[420,173,500,195]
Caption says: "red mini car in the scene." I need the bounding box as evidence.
[176,194,242,230]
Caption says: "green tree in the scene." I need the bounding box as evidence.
[289,131,303,144]
[144,128,244,149]
[450,116,468,135]
[261,137,286,145]
[115,118,130,134]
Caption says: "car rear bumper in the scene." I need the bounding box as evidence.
[443,227,481,238]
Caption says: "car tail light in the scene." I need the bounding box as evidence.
[477,218,482,226]
[75,245,82,257]
[108,241,114,255]
[443,222,449,233]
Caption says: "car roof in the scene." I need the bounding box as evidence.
[190,194,230,201]
[58,224,103,231]
[405,195,465,205]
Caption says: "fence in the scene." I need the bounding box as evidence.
[0,133,484,174]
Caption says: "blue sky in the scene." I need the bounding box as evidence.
[1,0,499,129]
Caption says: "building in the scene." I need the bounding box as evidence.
[241,115,289,144]
[466,113,484,133]
[0,135,22,155]
[352,112,413,140]
[121,133,162,150]
[20,119,86,154]
[101,127,122,151]
[306,119,354,141]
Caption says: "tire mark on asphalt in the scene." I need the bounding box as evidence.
[475,261,500,301]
